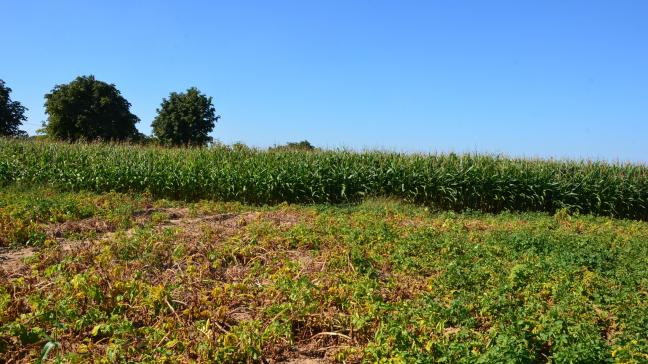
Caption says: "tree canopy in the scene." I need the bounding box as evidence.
[152,87,219,146]
[270,140,317,151]
[0,79,27,137]
[43,75,140,141]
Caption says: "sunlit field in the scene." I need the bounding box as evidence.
[2,139,648,362]
[2,139,647,220]
[1,185,647,362]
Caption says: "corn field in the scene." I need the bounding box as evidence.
[1,138,647,220]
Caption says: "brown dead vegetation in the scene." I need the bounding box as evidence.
[0,208,290,277]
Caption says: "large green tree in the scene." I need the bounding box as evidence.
[152,87,219,146]
[44,75,140,141]
[0,79,27,137]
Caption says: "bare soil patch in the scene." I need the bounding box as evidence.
[0,246,35,275]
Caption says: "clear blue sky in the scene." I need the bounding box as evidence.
[3,1,647,161]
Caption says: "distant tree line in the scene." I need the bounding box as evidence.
[269,140,317,151]
[2,76,316,150]
[1,76,219,146]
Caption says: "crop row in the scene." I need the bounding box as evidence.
[1,138,647,219]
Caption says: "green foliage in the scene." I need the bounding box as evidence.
[270,140,316,151]
[1,191,648,361]
[0,186,150,246]
[43,75,140,141]
[151,87,219,146]
[0,80,27,137]
[1,139,647,220]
